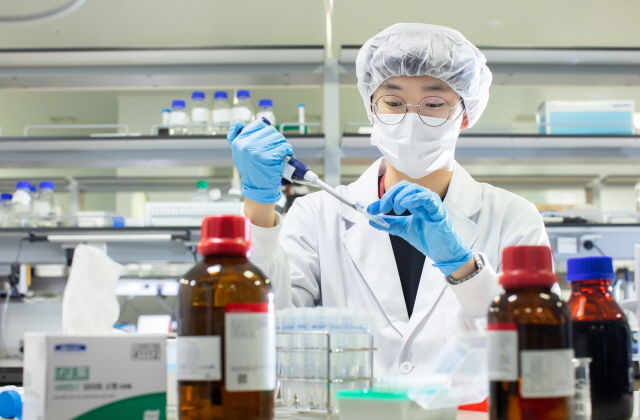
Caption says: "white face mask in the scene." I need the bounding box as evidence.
[370,113,462,179]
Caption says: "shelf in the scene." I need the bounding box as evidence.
[0,47,326,89]
[341,134,640,163]
[339,47,640,86]
[0,135,325,168]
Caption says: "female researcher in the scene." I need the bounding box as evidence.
[228,23,549,377]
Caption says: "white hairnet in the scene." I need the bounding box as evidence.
[356,23,492,128]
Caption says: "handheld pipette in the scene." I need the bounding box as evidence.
[251,118,389,228]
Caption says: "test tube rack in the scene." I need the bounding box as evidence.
[275,330,376,418]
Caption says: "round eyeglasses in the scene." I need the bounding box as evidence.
[371,95,464,127]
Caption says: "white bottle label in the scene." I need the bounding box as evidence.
[520,349,575,398]
[176,336,221,381]
[487,323,518,381]
[212,109,232,124]
[230,107,253,123]
[169,111,189,125]
[191,107,210,124]
[225,303,276,392]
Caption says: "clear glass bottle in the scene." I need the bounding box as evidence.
[212,91,232,134]
[11,181,32,227]
[177,215,275,420]
[231,90,254,126]
[256,99,276,126]
[488,245,574,420]
[190,91,211,135]
[32,181,57,227]
[169,100,189,135]
[191,180,210,202]
[567,256,633,420]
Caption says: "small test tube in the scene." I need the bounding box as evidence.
[298,104,305,134]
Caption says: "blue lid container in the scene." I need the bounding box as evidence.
[259,99,273,107]
[0,389,22,419]
[191,91,205,100]
[236,90,250,99]
[171,100,186,109]
[1,194,12,201]
[39,181,54,190]
[15,181,29,190]
[214,91,228,99]
[566,256,616,282]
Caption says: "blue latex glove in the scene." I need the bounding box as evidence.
[367,180,473,276]
[227,119,293,204]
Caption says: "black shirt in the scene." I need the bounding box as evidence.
[379,175,426,318]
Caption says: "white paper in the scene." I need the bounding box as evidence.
[62,244,123,334]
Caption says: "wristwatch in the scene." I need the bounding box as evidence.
[446,253,484,285]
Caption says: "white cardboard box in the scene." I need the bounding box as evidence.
[23,333,167,420]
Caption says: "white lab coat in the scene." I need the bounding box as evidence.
[250,158,549,377]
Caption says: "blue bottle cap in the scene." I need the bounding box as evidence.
[236,90,250,99]
[0,390,22,419]
[214,91,228,99]
[1,194,12,200]
[39,181,54,190]
[259,99,273,107]
[16,181,29,190]
[298,103,305,107]
[29,186,36,193]
[171,100,186,109]
[112,216,125,227]
[566,256,615,282]
[161,109,171,113]
[191,91,205,100]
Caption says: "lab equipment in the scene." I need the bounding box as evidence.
[0,194,11,228]
[161,108,171,125]
[537,100,635,135]
[212,91,231,133]
[191,180,210,202]
[32,181,57,227]
[298,103,305,134]
[177,215,275,420]
[366,181,472,274]
[227,118,292,204]
[23,333,166,420]
[276,307,374,413]
[355,23,492,128]
[336,389,456,420]
[189,91,211,135]
[573,358,593,420]
[488,245,574,420]
[231,89,254,125]
[567,256,633,420]
[0,387,23,420]
[256,99,276,126]
[169,100,189,135]
[10,182,32,227]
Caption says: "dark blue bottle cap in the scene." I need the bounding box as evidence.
[1,194,12,200]
[236,90,250,99]
[566,256,615,282]
[259,99,273,107]
[171,100,186,109]
[0,390,22,419]
[214,91,228,99]
[15,181,29,190]
[191,91,205,100]
[39,181,54,190]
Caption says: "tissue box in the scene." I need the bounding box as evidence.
[23,333,166,420]
[537,100,635,135]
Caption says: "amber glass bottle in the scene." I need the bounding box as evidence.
[177,215,275,420]
[488,245,574,420]
[567,256,633,420]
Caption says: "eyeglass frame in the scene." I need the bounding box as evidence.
[370,95,466,127]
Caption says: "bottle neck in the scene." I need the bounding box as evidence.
[202,254,249,265]
[570,279,613,295]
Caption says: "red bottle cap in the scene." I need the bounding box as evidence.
[198,215,252,257]
[499,245,556,289]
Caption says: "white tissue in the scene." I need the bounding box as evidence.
[62,244,123,334]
